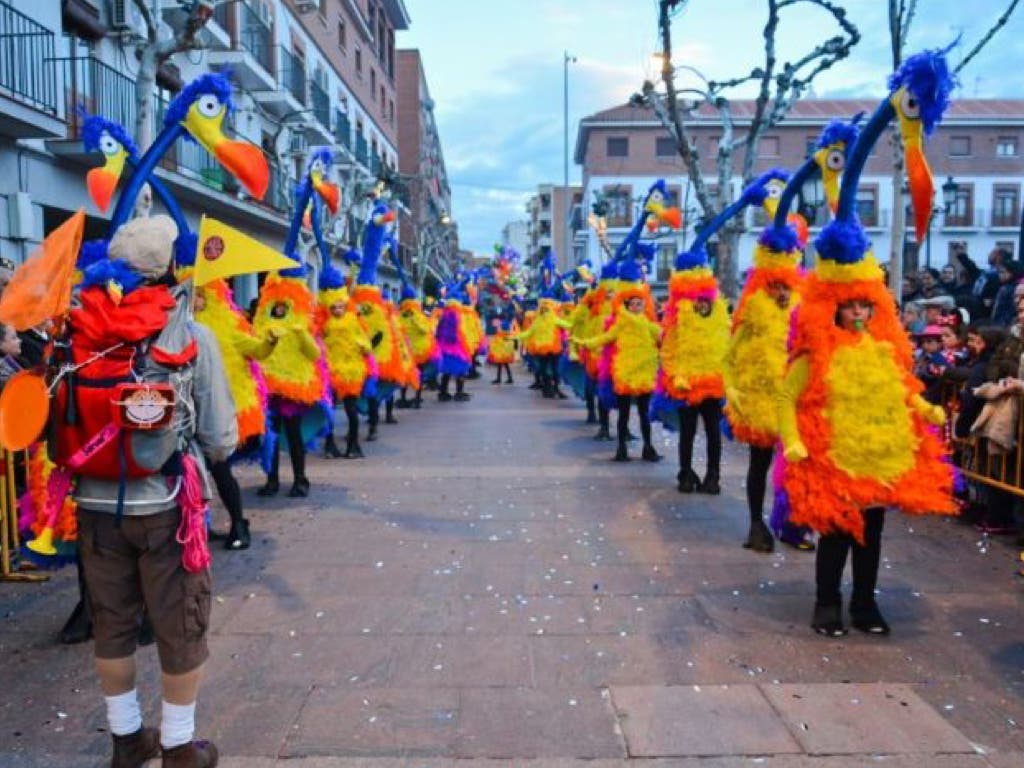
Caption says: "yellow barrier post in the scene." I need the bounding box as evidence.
[0,448,48,583]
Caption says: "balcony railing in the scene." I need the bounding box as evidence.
[278,46,306,106]
[213,0,231,31]
[334,110,351,148]
[238,1,273,75]
[0,1,57,114]
[370,152,382,178]
[310,80,330,130]
[355,134,368,166]
[49,55,136,139]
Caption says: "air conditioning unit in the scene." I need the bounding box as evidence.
[109,0,146,35]
[289,131,308,157]
[293,0,321,13]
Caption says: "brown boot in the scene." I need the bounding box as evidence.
[111,726,160,768]
[161,740,219,768]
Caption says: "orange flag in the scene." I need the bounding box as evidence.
[0,209,84,331]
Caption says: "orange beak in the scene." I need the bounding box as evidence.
[659,206,682,230]
[87,168,119,213]
[382,210,396,224]
[905,143,934,244]
[787,213,809,248]
[214,141,269,200]
[314,179,340,215]
[302,205,312,231]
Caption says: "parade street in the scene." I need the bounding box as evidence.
[2,372,1023,767]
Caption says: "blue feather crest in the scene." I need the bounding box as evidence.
[280,250,307,278]
[81,115,139,160]
[79,257,144,294]
[173,231,198,268]
[599,260,619,281]
[817,116,862,149]
[77,239,109,270]
[813,218,870,264]
[644,179,668,203]
[674,245,709,272]
[742,168,790,206]
[758,225,800,253]
[164,73,234,139]
[319,262,345,289]
[618,259,642,283]
[887,44,958,136]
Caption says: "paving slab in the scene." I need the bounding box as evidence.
[761,683,976,755]
[611,684,801,757]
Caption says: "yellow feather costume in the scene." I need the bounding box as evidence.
[518,300,564,356]
[399,297,438,365]
[352,285,404,386]
[660,267,730,405]
[254,274,324,406]
[580,288,661,396]
[319,286,373,399]
[723,246,802,447]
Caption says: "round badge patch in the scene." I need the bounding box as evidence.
[203,235,225,262]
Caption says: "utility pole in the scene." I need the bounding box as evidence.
[563,51,576,270]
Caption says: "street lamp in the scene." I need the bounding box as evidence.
[563,51,577,271]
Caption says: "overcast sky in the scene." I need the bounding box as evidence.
[399,0,1024,256]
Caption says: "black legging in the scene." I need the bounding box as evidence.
[208,459,243,526]
[268,413,306,483]
[343,396,360,447]
[677,398,722,481]
[440,374,465,396]
[539,355,560,393]
[367,396,379,430]
[493,363,513,382]
[815,506,885,609]
[746,445,775,525]
[616,393,652,448]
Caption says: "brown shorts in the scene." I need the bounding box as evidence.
[77,508,211,675]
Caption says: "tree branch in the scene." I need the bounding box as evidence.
[131,0,158,43]
[955,0,1021,74]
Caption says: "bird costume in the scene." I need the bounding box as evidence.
[777,48,957,636]
[435,280,474,401]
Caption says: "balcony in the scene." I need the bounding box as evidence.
[355,134,369,167]
[306,80,332,144]
[161,0,229,50]
[370,152,382,179]
[0,1,62,138]
[333,110,351,149]
[207,1,275,92]
[49,55,136,142]
[252,45,306,116]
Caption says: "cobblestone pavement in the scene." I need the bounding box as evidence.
[2,366,1023,767]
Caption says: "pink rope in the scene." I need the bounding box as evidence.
[176,454,211,573]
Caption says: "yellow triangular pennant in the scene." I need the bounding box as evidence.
[193,215,297,287]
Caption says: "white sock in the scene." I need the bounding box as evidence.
[105,689,142,737]
[160,700,196,750]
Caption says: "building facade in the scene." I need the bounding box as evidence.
[574,99,1024,292]
[525,183,581,271]
[501,219,529,258]
[0,0,410,304]
[396,47,454,288]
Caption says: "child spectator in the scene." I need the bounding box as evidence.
[913,325,949,404]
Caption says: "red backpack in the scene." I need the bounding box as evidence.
[50,284,196,481]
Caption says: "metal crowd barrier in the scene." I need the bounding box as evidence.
[943,381,1024,499]
[0,448,48,582]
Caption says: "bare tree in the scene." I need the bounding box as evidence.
[636,0,859,297]
[886,0,1020,296]
[130,1,216,149]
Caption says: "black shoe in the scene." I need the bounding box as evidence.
[454,392,471,402]
[58,600,92,645]
[225,519,251,550]
[811,603,848,637]
[344,442,365,459]
[439,392,453,402]
[111,726,160,768]
[323,436,343,459]
[586,411,598,424]
[385,415,398,425]
[698,474,721,495]
[613,445,630,462]
[555,389,568,399]
[677,469,700,494]
[366,426,378,442]
[850,603,891,636]
[413,398,423,408]
[287,478,310,498]
[395,399,411,409]
[742,520,775,553]
[506,377,514,385]
[257,479,279,497]
[491,378,502,385]
[594,427,613,442]
[642,445,662,462]
[528,381,542,390]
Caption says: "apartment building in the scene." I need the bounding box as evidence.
[501,219,529,258]
[0,0,409,305]
[574,99,1024,292]
[396,48,454,288]
[525,183,582,272]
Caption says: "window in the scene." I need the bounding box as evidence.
[606,137,629,158]
[708,135,721,155]
[370,68,376,93]
[855,186,878,227]
[380,85,385,112]
[389,99,394,125]
[946,184,974,226]
[355,48,362,75]
[337,21,346,51]
[603,186,633,227]
[950,136,971,157]
[996,240,1016,258]
[656,137,675,157]
[805,135,818,157]
[666,185,682,208]
[992,184,1020,226]
[997,136,1018,157]
[657,244,675,282]
[759,136,780,157]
